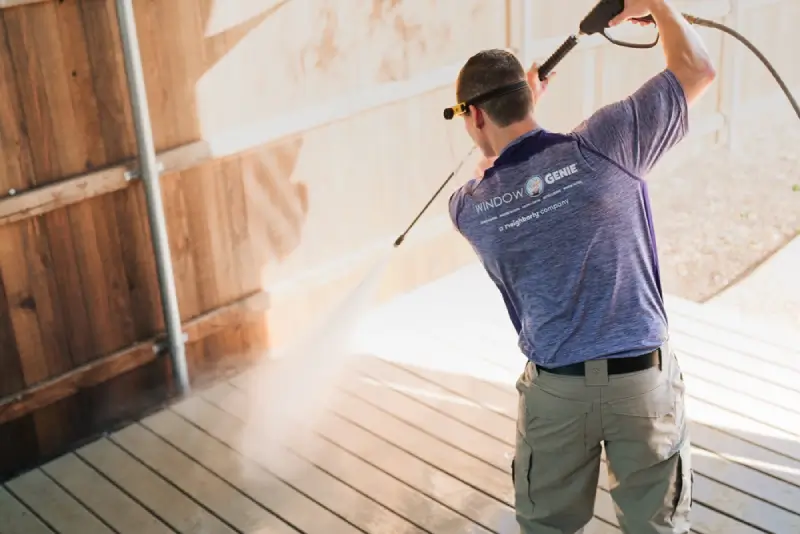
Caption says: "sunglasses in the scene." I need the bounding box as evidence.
[443,80,530,120]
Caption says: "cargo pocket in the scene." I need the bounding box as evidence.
[671,443,693,523]
[511,456,516,486]
[513,437,535,519]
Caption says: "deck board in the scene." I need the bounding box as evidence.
[4,469,113,534]
[201,383,495,534]
[5,263,800,533]
[170,396,429,534]
[666,332,800,395]
[331,377,628,528]
[322,391,619,534]
[316,409,516,531]
[666,305,800,374]
[76,439,236,534]
[40,453,174,534]
[108,424,300,534]
[0,485,53,534]
[202,381,621,534]
[139,410,362,534]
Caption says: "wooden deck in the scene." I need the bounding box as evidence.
[2,263,800,534]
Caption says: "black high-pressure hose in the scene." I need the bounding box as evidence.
[392,14,799,248]
[687,15,800,119]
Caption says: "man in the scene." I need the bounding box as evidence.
[446,1,716,533]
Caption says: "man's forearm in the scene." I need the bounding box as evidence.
[649,0,716,103]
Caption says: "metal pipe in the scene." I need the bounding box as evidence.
[115,0,190,395]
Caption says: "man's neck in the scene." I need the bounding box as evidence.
[490,117,540,157]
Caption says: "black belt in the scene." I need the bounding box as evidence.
[536,349,661,376]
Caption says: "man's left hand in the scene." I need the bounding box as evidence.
[527,61,555,103]
[475,155,498,180]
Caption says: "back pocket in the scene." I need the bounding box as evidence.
[607,380,675,418]
[603,381,680,458]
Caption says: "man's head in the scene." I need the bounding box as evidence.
[455,49,536,157]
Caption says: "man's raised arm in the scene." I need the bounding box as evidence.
[573,0,717,176]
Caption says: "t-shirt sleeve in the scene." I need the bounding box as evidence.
[449,180,477,232]
[448,188,464,231]
[572,69,689,177]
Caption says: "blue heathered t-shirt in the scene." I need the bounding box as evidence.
[449,70,688,368]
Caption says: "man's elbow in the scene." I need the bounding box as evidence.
[696,58,717,85]
[676,59,717,104]
[692,60,717,99]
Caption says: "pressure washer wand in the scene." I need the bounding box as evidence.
[393,145,477,247]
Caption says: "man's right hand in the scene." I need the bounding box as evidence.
[621,0,716,106]
[609,0,656,27]
[526,62,554,104]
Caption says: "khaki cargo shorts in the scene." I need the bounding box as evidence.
[513,346,692,534]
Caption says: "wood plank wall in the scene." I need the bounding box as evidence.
[0,0,154,479]
[0,0,796,480]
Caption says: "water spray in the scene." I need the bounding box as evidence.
[393,0,800,249]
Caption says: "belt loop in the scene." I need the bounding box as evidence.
[584,359,609,386]
[530,361,539,378]
[658,348,663,371]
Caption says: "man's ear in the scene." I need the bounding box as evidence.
[469,105,485,129]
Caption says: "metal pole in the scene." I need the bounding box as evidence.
[115,0,190,394]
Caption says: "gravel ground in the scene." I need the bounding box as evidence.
[647,113,800,304]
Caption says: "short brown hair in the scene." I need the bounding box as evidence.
[456,49,532,127]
